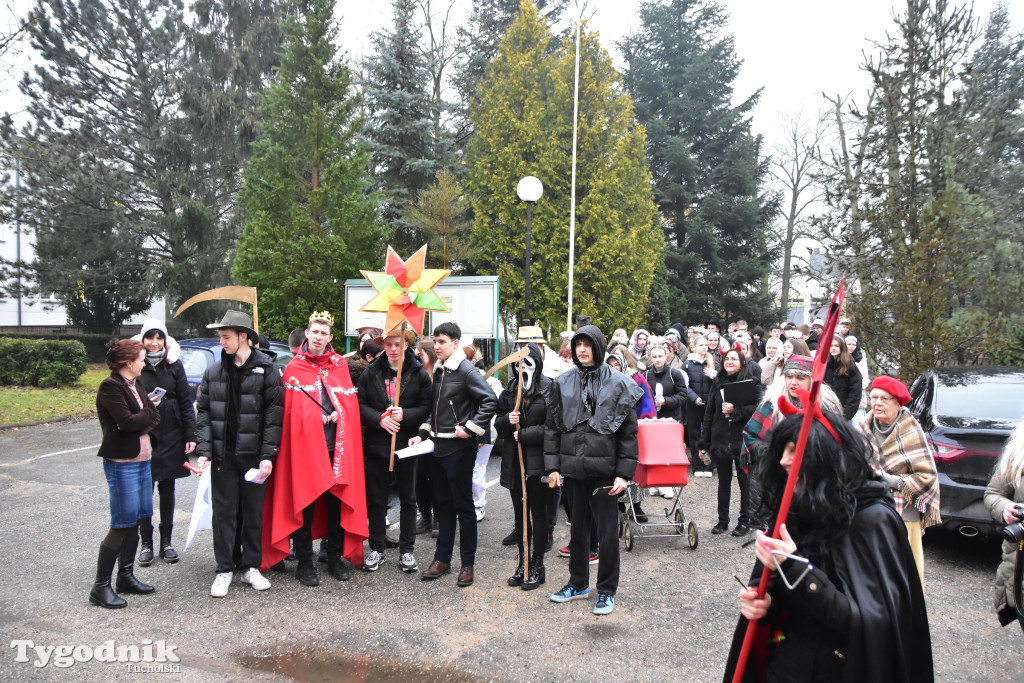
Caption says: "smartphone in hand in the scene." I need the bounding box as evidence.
[148,387,167,402]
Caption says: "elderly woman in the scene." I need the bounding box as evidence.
[90,339,161,608]
[725,412,931,683]
[860,376,940,580]
[985,420,1024,633]
[134,319,196,566]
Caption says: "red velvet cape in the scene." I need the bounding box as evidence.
[261,350,368,569]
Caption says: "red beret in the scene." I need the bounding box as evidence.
[871,376,911,406]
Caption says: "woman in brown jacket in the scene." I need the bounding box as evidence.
[89,339,161,608]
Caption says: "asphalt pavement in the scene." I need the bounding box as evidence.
[0,418,1022,681]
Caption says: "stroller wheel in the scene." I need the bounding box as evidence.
[674,509,685,534]
[618,514,624,538]
[623,523,635,552]
[687,520,699,550]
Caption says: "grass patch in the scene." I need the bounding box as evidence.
[0,364,108,426]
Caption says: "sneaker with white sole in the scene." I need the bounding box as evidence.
[593,593,614,615]
[363,549,385,571]
[241,568,271,591]
[475,506,486,522]
[550,584,589,603]
[210,572,233,598]
[399,553,418,573]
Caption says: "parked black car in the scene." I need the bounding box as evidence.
[178,337,294,398]
[907,367,1024,537]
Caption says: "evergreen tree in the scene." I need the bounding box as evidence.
[821,0,981,378]
[467,1,661,333]
[452,0,571,148]
[406,169,475,271]
[232,0,383,340]
[619,0,779,324]
[1,0,186,329]
[362,0,441,255]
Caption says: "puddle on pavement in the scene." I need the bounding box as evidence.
[238,649,484,683]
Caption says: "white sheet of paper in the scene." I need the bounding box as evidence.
[395,439,434,459]
[244,467,269,484]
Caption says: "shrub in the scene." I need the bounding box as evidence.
[0,338,88,387]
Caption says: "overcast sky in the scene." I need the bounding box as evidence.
[339,0,1013,151]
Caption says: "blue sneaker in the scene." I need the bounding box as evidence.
[593,593,614,615]
[549,584,589,603]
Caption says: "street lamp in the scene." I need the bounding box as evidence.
[516,175,543,324]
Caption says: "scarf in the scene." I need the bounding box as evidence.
[863,407,941,528]
[146,349,166,366]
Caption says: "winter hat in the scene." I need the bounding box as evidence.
[783,355,814,376]
[871,376,911,406]
[140,318,168,340]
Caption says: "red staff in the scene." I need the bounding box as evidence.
[730,277,846,683]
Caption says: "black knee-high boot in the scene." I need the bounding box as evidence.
[89,542,127,609]
[138,517,154,566]
[116,526,155,595]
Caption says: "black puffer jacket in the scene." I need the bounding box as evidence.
[824,359,863,420]
[418,346,497,455]
[698,368,763,461]
[139,346,196,481]
[358,348,432,456]
[645,365,690,423]
[495,343,550,481]
[683,356,715,404]
[195,348,283,462]
[544,326,641,480]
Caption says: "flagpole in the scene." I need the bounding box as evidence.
[566,0,582,332]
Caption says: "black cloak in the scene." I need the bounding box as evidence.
[723,479,933,683]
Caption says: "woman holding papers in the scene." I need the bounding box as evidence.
[698,349,763,537]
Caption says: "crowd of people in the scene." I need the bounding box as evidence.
[88,307,1024,674]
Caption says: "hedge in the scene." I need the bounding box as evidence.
[0,338,88,387]
[0,332,111,363]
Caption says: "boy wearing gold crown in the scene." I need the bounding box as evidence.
[260,310,369,587]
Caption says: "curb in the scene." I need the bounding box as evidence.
[0,415,95,431]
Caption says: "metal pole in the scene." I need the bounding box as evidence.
[15,155,22,327]
[566,1,581,331]
[524,201,533,324]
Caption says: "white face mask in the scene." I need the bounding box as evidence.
[520,356,538,392]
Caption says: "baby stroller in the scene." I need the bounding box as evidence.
[619,418,698,551]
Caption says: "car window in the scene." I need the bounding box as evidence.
[934,376,1024,421]
[272,349,294,371]
[908,375,931,418]
[179,347,214,378]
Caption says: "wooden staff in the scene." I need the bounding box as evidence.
[388,321,407,472]
[514,355,529,579]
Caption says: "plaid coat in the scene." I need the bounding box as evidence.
[861,407,941,528]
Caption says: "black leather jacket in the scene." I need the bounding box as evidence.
[358,349,432,456]
[195,348,283,462]
[418,347,497,454]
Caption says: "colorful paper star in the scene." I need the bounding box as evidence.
[359,245,451,334]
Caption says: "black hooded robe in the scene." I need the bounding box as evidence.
[723,480,933,683]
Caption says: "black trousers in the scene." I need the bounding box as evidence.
[510,467,549,556]
[565,476,620,596]
[713,450,749,526]
[561,477,598,553]
[417,454,434,520]
[211,457,266,573]
[428,445,477,566]
[292,492,344,562]
[365,452,417,553]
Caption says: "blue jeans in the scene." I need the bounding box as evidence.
[103,459,153,529]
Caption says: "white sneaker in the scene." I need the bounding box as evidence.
[210,572,232,598]
[241,568,271,591]
[475,506,486,522]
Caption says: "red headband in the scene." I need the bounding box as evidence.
[777,388,842,443]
